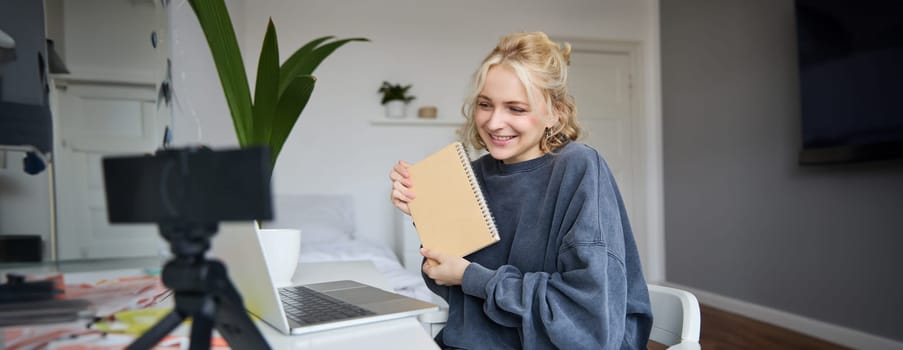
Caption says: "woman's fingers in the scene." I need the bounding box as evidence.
[389,171,399,181]
[389,160,414,190]
[390,180,413,216]
[421,249,461,286]
[393,180,415,200]
[391,196,411,216]
[389,160,414,216]
[393,160,411,178]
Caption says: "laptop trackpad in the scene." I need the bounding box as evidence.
[327,287,400,305]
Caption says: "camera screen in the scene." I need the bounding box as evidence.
[102,147,273,223]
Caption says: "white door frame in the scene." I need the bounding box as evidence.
[554,37,664,282]
[51,76,165,260]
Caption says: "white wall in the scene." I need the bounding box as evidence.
[169,0,246,148]
[661,0,903,346]
[171,0,660,263]
[61,0,158,80]
[0,152,51,243]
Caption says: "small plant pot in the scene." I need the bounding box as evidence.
[385,100,407,119]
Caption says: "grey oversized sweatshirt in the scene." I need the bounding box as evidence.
[423,142,652,349]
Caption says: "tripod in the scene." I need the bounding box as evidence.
[127,222,270,350]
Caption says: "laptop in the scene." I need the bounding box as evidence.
[210,221,438,335]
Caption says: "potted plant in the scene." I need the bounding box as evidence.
[186,0,367,276]
[188,0,367,169]
[379,81,415,119]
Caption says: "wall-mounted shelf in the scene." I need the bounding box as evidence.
[369,118,463,126]
[51,72,156,87]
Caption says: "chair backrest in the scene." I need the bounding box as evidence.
[648,284,702,349]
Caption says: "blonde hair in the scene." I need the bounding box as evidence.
[461,32,580,153]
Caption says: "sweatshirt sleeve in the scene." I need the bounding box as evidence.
[460,151,633,349]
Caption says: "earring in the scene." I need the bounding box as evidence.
[544,127,554,142]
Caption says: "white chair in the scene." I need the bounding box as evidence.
[418,284,703,348]
[648,284,702,350]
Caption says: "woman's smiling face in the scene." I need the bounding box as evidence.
[475,64,556,164]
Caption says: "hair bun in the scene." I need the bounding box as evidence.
[560,42,572,66]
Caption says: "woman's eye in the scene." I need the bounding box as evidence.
[510,107,527,114]
[478,102,492,110]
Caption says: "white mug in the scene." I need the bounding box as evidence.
[258,228,301,287]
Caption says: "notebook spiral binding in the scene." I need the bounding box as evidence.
[454,142,500,240]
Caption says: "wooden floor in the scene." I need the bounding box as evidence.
[647,304,850,350]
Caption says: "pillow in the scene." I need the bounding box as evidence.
[292,222,352,244]
[260,194,355,243]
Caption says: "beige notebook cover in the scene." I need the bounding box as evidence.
[408,142,500,257]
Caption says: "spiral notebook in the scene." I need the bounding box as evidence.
[408,142,499,257]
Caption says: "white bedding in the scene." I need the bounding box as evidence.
[298,239,434,302]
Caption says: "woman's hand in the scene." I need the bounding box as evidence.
[421,248,469,286]
[389,160,415,216]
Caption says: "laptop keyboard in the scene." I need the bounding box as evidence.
[279,286,376,325]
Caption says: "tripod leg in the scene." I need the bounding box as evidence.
[215,295,270,349]
[127,310,185,350]
[211,266,271,349]
[189,296,216,350]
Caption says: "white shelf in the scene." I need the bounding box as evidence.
[369,117,463,126]
[51,71,157,87]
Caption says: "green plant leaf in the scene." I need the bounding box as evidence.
[277,36,334,97]
[252,19,280,147]
[187,0,253,146]
[304,37,369,73]
[278,37,369,98]
[270,75,316,166]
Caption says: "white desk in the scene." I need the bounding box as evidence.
[0,259,440,350]
[259,314,436,350]
[259,260,439,349]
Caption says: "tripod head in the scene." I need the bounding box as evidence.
[158,221,218,259]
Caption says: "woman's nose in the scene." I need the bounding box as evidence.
[486,108,506,130]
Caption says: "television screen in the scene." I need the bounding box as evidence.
[795,0,903,164]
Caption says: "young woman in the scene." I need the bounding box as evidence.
[389,32,652,349]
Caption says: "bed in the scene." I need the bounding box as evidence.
[260,194,435,303]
